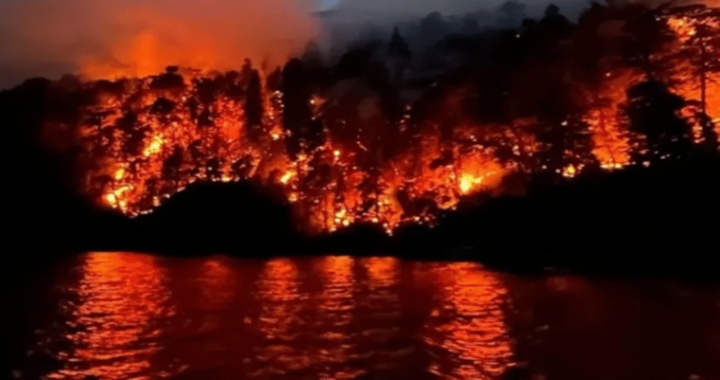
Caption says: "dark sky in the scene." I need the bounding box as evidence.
[331,0,567,16]
[322,0,596,22]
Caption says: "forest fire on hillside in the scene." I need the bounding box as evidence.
[28,1,720,235]
[51,65,510,234]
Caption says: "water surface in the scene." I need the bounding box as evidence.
[7,252,720,380]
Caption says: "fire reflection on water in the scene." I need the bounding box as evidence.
[423,262,515,380]
[198,257,235,311]
[18,254,720,380]
[38,254,517,380]
[47,252,173,380]
[250,257,307,376]
[358,257,401,338]
[364,257,400,290]
[312,256,361,380]
[255,258,302,337]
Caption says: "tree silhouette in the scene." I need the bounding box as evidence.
[333,41,381,79]
[626,80,693,163]
[301,40,324,68]
[244,69,264,143]
[573,2,613,85]
[388,27,412,61]
[388,27,413,85]
[282,58,313,161]
[496,1,527,28]
[419,12,449,46]
[240,59,254,88]
[539,4,572,41]
[620,3,677,80]
[533,83,594,177]
[151,66,185,91]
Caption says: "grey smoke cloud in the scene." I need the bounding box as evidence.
[337,0,512,16]
[313,0,594,64]
[334,0,591,18]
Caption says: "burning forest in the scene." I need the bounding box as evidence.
[4,0,720,237]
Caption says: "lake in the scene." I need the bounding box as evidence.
[6,252,720,380]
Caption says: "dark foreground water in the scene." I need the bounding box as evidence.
[5,252,720,380]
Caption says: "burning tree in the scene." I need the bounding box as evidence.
[666,4,720,151]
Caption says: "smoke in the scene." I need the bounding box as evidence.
[336,0,515,17]
[334,0,591,19]
[0,0,319,89]
[316,0,595,59]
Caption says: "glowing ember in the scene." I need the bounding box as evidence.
[143,134,164,157]
[562,165,577,178]
[280,171,294,185]
[459,174,483,194]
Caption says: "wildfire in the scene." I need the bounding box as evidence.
[47,61,711,234]
[667,11,720,144]
[41,66,520,235]
[33,3,720,236]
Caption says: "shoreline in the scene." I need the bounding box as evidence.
[13,156,720,282]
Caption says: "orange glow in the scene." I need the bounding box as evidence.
[667,13,720,145]
[583,70,639,169]
[562,164,577,178]
[255,258,302,339]
[47,252,171,380]
[280,170,294,185]
[423,262,514,378]
[251,257,321,376]
[0,0,319,85]
[364,257,399,289]
[311,256,363,379]
[198,257,236,310]
[143,134,164,157]
[317,256,355,306]
[459,173,482,194]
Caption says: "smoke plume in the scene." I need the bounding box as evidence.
[0,0,319,89]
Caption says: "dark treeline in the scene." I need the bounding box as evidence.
[291,0,720,182]
[3,0,720,272]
